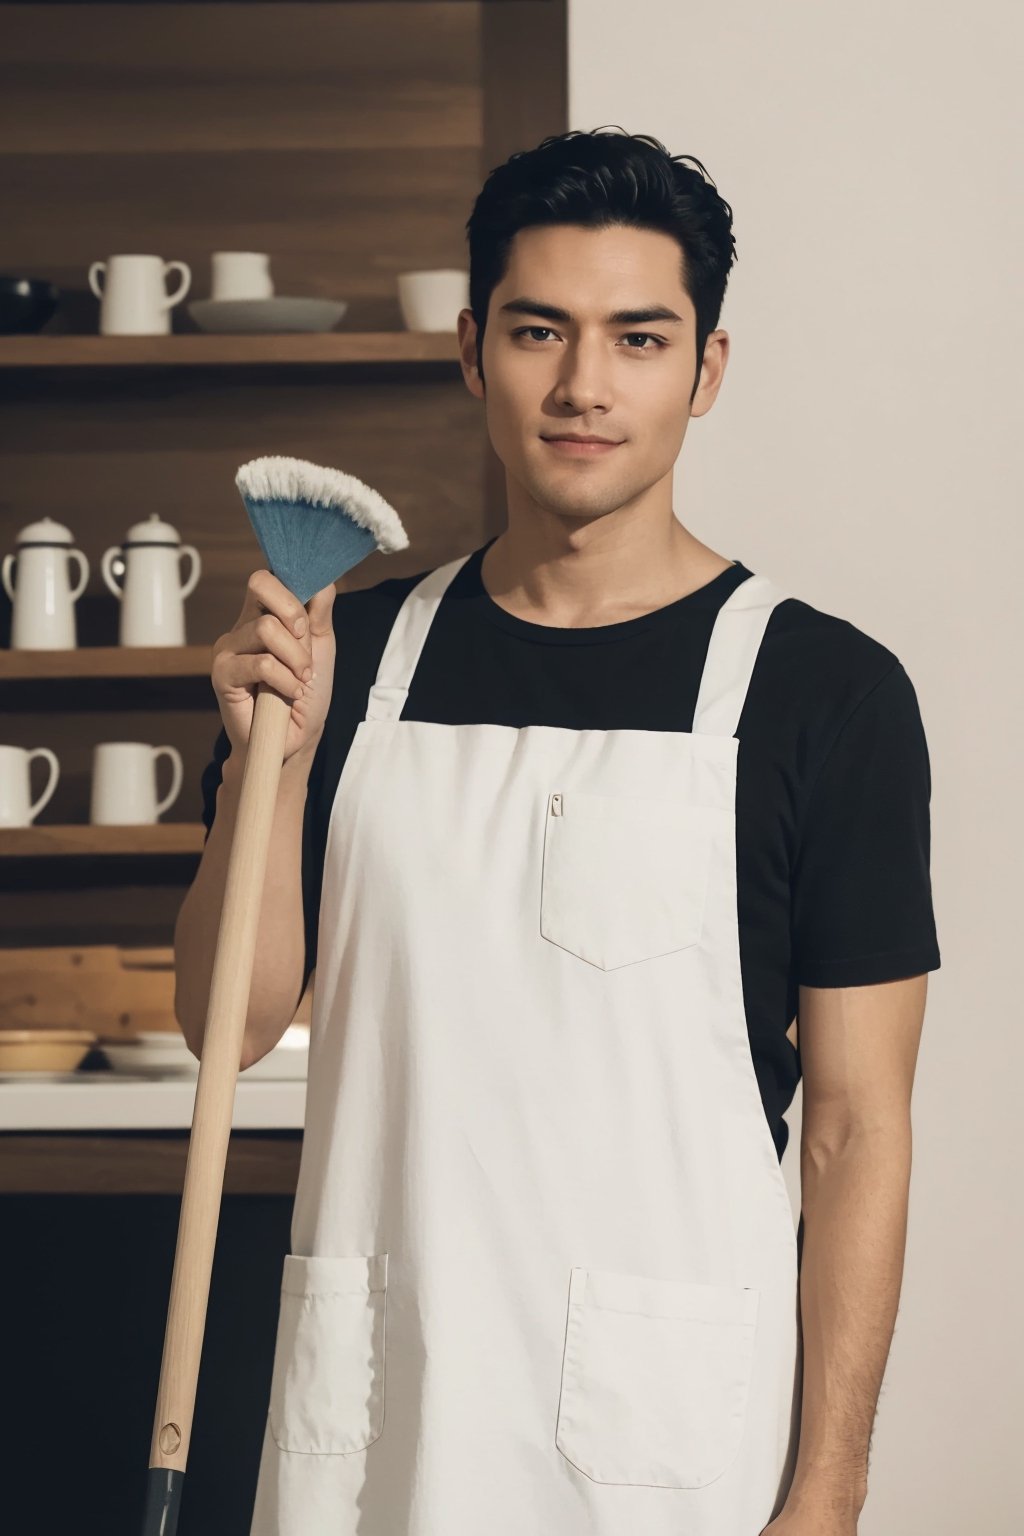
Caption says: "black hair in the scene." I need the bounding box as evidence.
[465,126,737,405]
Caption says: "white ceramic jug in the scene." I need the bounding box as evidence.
[100,514,201,647]
[1,518,90,650]
[88,254,191,336]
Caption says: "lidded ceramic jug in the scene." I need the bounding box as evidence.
[1,517,90,650]
[101,514,200,647]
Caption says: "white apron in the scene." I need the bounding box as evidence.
[251,555,803,1535]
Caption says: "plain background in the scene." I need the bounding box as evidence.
[569,2,1022,1531]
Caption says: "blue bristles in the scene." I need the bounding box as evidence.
[234,455,409,605]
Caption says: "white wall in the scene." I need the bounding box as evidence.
[568,2,1022,1530]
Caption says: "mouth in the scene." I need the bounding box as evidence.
[542,436,623,456]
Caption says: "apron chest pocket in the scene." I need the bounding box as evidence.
[268,1252,388,1455]
[555,1266,759,1488]
[540,790,713,970]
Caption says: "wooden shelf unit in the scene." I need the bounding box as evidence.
[0,0,566,988]
[0,9,568,1522]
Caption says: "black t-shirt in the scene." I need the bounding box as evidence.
[200,539,941,1161]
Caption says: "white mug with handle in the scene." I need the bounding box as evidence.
[90,743,183,825]
[88,255,192,335]
[211,252,274,302]
[0,745,60,827]
[397,268,469,332]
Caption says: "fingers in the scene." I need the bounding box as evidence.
[306,581,337,635]
[217,648,308,703]
[239,569,309,637]
[214,569,317,701]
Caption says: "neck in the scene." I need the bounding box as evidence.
[479,518,734,629]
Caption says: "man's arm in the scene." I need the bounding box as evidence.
[174,740,317,1069]
[776,973,928,1530]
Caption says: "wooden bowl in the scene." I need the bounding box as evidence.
[0,1029,96,1073]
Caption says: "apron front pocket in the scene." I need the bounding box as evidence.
[268,1252,388,1455]
[555,1265,759,1488]
[540,789,713,970]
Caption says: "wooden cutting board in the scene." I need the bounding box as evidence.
[0,944,312,1038]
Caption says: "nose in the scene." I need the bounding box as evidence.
[552,336,613,415]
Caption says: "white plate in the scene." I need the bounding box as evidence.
[102,1044,199,1075]
[240,1023,310,1080]
[241,1050,309,1081]
[186,297,348,334]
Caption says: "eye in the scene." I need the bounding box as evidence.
[511,327,666,351]
[621,332,665,351]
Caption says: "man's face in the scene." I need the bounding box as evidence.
[457,222,726,530]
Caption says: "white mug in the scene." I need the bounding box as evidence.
[88,255,192,336]
[397,269,469,332]
[211,251,274,302]
[0,745,60,828]
[90,743,183,825]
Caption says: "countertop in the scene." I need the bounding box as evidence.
[0,1073,307,1130]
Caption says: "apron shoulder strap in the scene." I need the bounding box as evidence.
[365,553,471,720]
[691,573,790,738]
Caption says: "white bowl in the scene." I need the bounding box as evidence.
[102,1040,198,1076]
[240,1023,309,1080]
[102,1025,308,1078]
[186,297,347,334]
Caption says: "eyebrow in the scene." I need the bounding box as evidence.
[498,297,684,326]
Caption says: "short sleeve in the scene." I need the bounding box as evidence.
[200,725,232,843]
[791,661,941,987]
[197,724,325,996]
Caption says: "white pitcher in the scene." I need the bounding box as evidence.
[2,518,89,650]
[101,514,201,647]
[88,254,191,336]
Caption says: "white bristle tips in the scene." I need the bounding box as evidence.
[235,455,409,553]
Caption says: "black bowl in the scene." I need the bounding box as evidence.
[0,275,61,334]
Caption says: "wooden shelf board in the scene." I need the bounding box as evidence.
[0,332,462,369]
[0,823,206,857]
[0,1132,301,1195]
[0,644,213,681]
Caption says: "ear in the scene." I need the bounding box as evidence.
[457,308,486,401]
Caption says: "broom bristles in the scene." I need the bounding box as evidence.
[235,455,409,554]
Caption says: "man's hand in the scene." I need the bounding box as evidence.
[759,1464,866,1534]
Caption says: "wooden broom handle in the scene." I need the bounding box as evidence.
[148,681,293,1475]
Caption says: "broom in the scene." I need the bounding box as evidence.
[140,456,408,1535]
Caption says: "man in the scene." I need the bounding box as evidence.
[184,128,939,1535]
